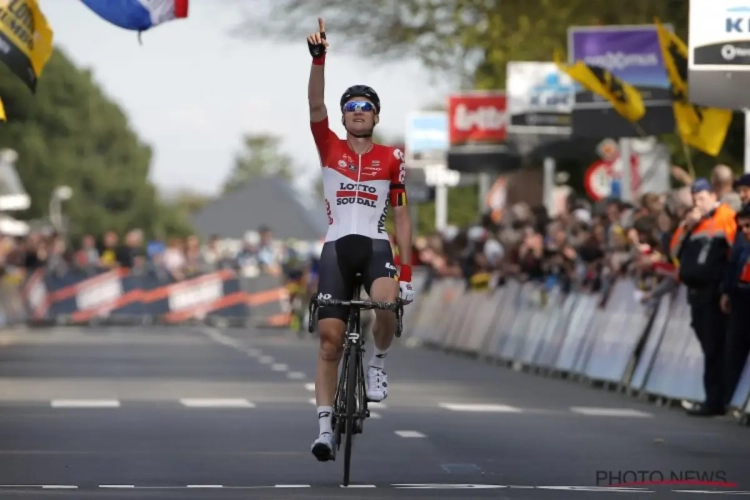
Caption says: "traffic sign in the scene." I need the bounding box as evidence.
[424,165,461,187]
[583,155,640,201]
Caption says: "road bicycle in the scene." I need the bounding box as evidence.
[308,273,403,486]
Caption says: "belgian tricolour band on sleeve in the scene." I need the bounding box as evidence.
[80,0,189,31]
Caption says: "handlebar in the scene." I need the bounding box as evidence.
[308,297,404,337]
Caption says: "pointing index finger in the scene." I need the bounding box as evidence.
[318,17,325,33]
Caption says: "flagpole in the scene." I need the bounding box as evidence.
[680,140,696,179]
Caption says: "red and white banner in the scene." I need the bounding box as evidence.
[448,92,507,145]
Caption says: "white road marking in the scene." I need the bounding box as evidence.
[370,412,382,419]
[569,407,653,418]
[368,402,387,409]
[438,403,522,413]
[341,484,376,488]
[200,328,262,359]
[393,484,507,489]
[395,430,426,438]
[258,356,274,364]
[99,485,135,488]
[308,398,317,405]
[271,363,288,371]
[275,485,311,488]
[186,485,223,488]
[51,399,120,408]
[304,383,316,391]
[179,399,255,408]
[671,490,750,494]
[537,486,649,492]
[287,371,305,380]
[42,485,78,489]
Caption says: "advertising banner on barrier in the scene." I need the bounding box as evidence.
[506,62,573,135]
[568,25,675,137]
[24,268,279,325]
[688,0,750,108]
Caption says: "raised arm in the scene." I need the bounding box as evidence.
[307,17,328,123]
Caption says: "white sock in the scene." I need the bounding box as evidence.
[369,347,388,369]
[317,406,333,436]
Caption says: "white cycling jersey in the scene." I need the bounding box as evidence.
[311,117,408,243]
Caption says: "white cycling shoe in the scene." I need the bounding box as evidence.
[366,366,388,402]
[311,432,335,462]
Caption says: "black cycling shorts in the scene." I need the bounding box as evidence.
[316,234,397,322]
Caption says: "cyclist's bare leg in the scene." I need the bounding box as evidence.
[311,317,345,460]
[370,277,399,351]
[366,277,399,401]
[316,318,346,406]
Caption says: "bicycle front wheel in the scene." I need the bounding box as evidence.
[342,344,358,486]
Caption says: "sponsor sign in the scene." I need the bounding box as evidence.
[405,112,449,162]
[568,25,674,137]
[448,92,507,145]
[689,0,750,108]
[506,62,573,135]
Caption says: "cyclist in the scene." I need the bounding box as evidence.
[306,18,416,462]
[282,239,307,331]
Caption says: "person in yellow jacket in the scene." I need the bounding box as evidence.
[669,178,736,416]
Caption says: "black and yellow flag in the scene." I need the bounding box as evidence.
[554,49,645,124]
[654,18,731,156]
[0,0,54,92]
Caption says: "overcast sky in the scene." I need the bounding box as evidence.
[38,0,451,196]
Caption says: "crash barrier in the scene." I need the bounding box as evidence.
[15,267,291,327]
[406,277,750,421]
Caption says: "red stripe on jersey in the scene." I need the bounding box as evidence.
[337,191,377,201]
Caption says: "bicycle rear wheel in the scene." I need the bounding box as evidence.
[342,342,358,486]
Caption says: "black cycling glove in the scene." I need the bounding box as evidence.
[308,32,327,59]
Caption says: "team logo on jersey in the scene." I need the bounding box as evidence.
[336,159,356,171]
[336,182,378,208]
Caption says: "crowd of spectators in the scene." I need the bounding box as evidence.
[0,224,298,285]
[416,165,743,298]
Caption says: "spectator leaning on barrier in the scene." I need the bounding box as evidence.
[719,176,750,406]
[670,178,737,416]
[719,203,750,410]
[99,231,119,267]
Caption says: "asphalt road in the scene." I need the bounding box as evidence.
[0,324,748,499]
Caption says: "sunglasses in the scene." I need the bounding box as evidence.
[343,101,374,113]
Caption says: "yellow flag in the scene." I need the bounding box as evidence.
[654,17,732,156]
[0,98,5,121]
[0,0,54,92]
[554,49,645,123]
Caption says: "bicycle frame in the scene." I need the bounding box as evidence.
[307,279,404,485]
